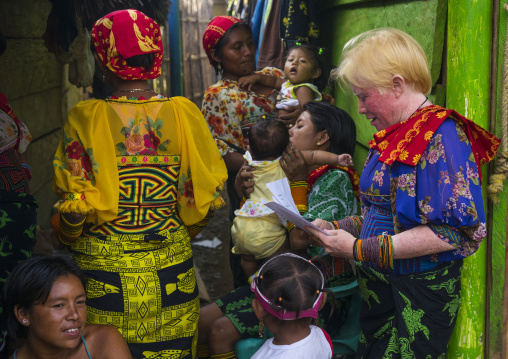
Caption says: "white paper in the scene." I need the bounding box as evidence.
[263,201,330,236]
[265,178,299,214]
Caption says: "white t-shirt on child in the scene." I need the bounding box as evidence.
[251,325,333,359]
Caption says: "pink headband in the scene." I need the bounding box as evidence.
[250,253,324,320]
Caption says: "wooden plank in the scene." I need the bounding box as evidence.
[0,0,50,38]
[446,0,493,357]
[490,1,508,357]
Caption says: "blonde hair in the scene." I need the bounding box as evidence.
[330,28,432,95]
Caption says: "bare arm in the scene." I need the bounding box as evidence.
[238,74,285,92]
[278,105,301,128]
[235,162,255,199]
[300,150,337,166]
[289,228,312,252]
[306,224,454,260]
[294,86,317,108]
[223,151,246,175]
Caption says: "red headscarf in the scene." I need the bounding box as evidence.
[202,16,241,66]
[91,9,163,80]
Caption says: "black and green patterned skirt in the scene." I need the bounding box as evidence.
[0,191,38,357]
[355,260,463,359]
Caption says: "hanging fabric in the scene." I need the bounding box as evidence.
[257,0,285,70]
[280,0,321,50]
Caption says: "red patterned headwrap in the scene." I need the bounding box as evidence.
[203,16,241,66]
[91,9,163,80]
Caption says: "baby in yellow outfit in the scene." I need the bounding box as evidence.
[231,119,352,277]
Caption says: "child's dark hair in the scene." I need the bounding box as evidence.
[3,255,87,339]
[254,254,327,320]
[303,102,356,157]
[212,22,252,75]
[249,119,289,161]
[288,43,328,90]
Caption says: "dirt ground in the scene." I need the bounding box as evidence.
[191,185,234,303]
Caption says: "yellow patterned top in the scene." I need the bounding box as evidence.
[53,96,227,226]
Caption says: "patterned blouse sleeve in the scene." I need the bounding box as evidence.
[17,120,32,154]
[52,100,119,224]
[394,118,486,258]
[303,170,356,222]
[172,97,228,226]
[201,86,232,157]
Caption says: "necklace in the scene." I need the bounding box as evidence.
[409,96,428,118]
[417,96,428,110]
[114,88,153,93]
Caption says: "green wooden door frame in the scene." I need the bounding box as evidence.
[446,0,492,355]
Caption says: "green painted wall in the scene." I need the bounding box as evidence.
[323,0,447,176]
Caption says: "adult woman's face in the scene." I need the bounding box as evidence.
[352,84,400,132]
[289,111,324,151]
[24,275,87,351]
[219,26,256,80]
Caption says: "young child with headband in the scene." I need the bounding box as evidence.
[250,253,334,359]
[238,43,326,118]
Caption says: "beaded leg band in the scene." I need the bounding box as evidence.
[353,233,393,269]
[332,216,363,238]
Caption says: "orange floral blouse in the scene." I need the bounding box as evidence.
[201,67,284,157]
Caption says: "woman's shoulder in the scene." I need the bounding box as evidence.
[83,324,131,358]
[321,167,352,183]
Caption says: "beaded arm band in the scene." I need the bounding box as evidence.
[353,233,393,269]
[59,213,86,245]
[287,181,309,233]
[188,212,214,239]
[332,216,363,237]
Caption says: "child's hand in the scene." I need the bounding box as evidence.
[337,154,353,167]
[238,74,259,91]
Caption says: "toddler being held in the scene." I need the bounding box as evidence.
[232,118,352,277]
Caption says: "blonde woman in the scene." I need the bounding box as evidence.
[308,28,500,358]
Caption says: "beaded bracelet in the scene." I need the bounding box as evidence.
[59,213,85,242]
[333,216,363,237]
[290,181,308,214]
[352,233,393,268]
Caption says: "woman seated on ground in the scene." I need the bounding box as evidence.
[3,255,131,359]
[196,102,359,359]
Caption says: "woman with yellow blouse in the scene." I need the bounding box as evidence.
[52,9,227,359]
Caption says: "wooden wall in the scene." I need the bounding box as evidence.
[0,0,81,230]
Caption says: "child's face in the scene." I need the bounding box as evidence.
[284,48,320,85]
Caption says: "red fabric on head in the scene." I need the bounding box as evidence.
[91,9,163,80]
[202,16,241,66]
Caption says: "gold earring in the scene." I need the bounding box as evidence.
[258,319,264,338]
[217,63,222,71]
[317,142,321,146]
